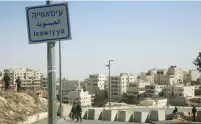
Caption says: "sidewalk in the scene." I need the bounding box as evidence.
[57,117,149,124]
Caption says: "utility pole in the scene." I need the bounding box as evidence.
[46,0,57,124]
[59,40,63,117]
[105,60,114,109]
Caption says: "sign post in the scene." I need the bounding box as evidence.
[26,1,71,124]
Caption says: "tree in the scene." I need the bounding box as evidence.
[193,52,201,72]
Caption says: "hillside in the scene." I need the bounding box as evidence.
[0,91,47,124]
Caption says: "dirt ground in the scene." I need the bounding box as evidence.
[0,90,47,124]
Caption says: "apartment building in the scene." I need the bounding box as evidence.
[194,85,201,90]
[68,89,91,106]
[127,80,149,98]
[160,75,177,85]
[61,80,80,96]
[167,66,183,83]
[4,68,43,90]
[163,85,173,97]
[173,85,195,97]
[140,68,157,83]
[84,74,107,99]
[183,70,198,83]
[41,75,47,90]
[145,84,165,97]
[154,69,168,84]
[110,73,136,102]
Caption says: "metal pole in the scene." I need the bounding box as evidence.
[59,40,63,117]
[109,61,111,109]
[106,60,113,109]
[46,0,57,124]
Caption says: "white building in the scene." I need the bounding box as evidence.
[68,89,91,106]
[163,85,173,97]
[85,74,106,93]
[183,70,198,83]
[41,75,48,90]
[167,66,183,83]
[140,68,157,84]
[145,84,165,97]
[154,69,168,84]
[3,68,43,90]
[173,85,195,97]
[160,75,177,85]
[110,73,136,102]
[61,80,80,96]
[84,74,107,99]
[126,79,150,104]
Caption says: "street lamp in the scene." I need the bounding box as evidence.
[105,60,114,109]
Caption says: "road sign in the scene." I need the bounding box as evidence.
[26,2,71,44]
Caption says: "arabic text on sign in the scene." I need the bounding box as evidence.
[32,9,63,19]
[36,19,61,28]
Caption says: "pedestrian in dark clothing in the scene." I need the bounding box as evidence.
[192,105,197,122]
[172,107,178,114]
[76,102,82,122]
[15,77,21,92]
[70,103,76,120]
[3,73,10,91]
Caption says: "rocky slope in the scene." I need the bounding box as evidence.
[0,91,47,124]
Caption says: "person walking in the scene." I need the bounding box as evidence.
[70,103,76,120]
[15,77,21,92]
[3,73,10,91]
[76,102,82,122]
[192,105,197,122]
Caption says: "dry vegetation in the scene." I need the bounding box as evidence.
[0,90,47,124]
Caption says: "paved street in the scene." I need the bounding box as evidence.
[33,116,61,124]
[57,118,149,124]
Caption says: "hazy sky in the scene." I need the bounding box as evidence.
[0,1,201,80]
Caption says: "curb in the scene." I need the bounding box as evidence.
[18,112,48,124]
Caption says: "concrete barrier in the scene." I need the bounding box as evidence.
[87,108,103,120]
[149,109,165,121]
[197,111,201,122]
[117,110,133,122]
[134,111,149,123]
[18,112,47,124]
[61,104,72,117]
[82,108,88,119]
[102,110,118,121]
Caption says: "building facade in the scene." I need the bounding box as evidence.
[167,66,183,83]
[173,85,195,97]
[68,89,91,106]
[3,68,43,90]
[84,74,107,99]
[110,73,136,102]
[145,84,165,97]
[61,80,81,96]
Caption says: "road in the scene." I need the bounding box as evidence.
[57,119,149,124]
[33,116,61,124]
